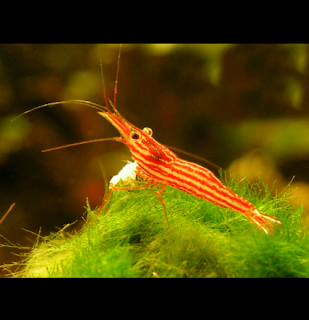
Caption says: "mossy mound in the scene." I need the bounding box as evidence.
[6,174,309,278]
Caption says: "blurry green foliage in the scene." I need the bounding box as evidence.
[0,116,29,165]
[228,118,309,162]
[63,70,102,101]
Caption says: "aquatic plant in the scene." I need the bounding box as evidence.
[3,173,309,278]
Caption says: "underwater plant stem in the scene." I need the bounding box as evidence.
[0,203,15,225]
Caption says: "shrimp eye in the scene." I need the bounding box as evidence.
[143,127,153,136]
[130,131,141,140]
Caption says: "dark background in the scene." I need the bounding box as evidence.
[1,44,309,276]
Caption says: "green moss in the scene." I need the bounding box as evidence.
[6,173,309,278]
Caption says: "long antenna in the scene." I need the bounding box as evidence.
[12,100,107,121]
[113,44,122,111]
[166,145,223,171]
[41,137,118,153]
[100,59,110,111]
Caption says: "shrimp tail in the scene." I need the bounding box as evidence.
[246,209,282,234]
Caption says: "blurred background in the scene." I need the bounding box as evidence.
[1,43,309,275]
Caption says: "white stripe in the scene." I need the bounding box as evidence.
[133,153,252,211]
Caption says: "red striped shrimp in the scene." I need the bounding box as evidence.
[15,46,282,234]
[96,105,282,234]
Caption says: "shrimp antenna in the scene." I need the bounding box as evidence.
[166,145,223,171]
[100,44,121,113]
[100,59,110,112]
[114,44,122,111]
[41,137,118,153]
[12,100,107,121]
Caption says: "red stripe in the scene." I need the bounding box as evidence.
[102,109,282,233]
[134,155,254,213]
[129,138,254,213]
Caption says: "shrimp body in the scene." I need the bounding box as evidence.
[99,109,281,234]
